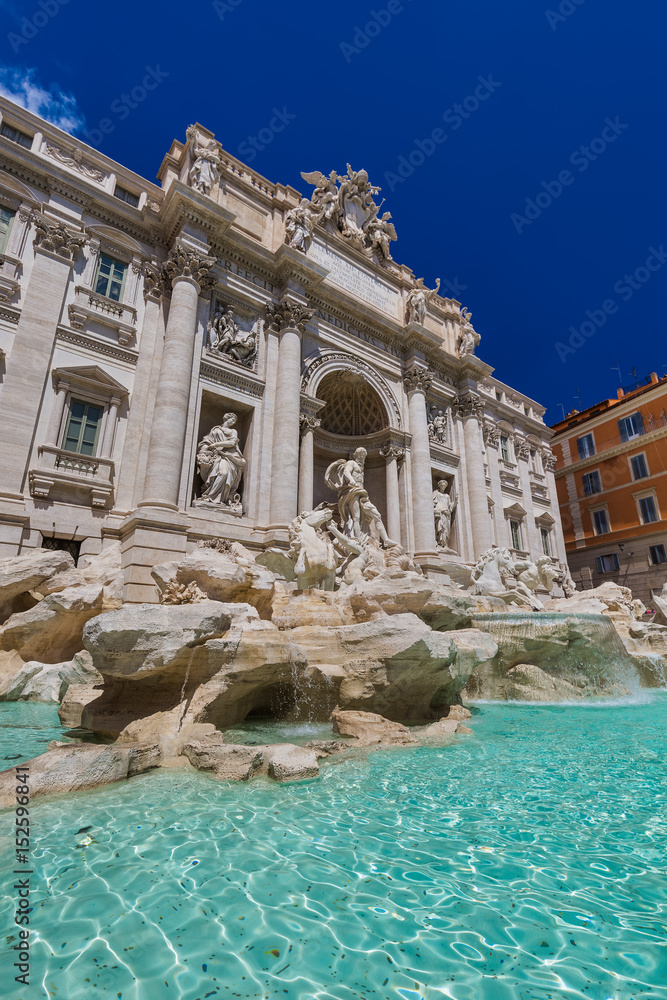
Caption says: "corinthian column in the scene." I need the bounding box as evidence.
[140,242,216,510]
[298,413,320,514]
[380,444,404,546]
[453,391,493,558]
[404,366,438,556]
[267,300,313,525]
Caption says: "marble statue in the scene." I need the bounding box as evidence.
[470,547,517,597]
[406,277,441,326]
[513,555,559,606]
[325,447,396,548]
[288,505,337,591]
[187,128,221,196]
[328,522,368,585]
[427,405,448,444]
[195,413,246,511]
[432,480,456,549]
[458,309,481,358]
[556,562,578,598]
[364,209,397,262]
[208,305,257,367]
[300,165,396,264]
[285,199,314,253]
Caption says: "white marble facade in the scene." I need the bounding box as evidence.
[0,103,567,601]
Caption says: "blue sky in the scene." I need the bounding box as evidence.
[1,0,665,423]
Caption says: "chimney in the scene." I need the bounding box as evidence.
[650,372,659,383]
[617,388,624,399]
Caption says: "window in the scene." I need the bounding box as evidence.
[62,400,103,455]
[94,253,127,301]
[577,433,595,459]
[114,185,140,208]
[582,470,601,496]
[540,527,551,556]
[639,495,658,524]
[618,412,644,442]
[500,435,512,462]
[592,509,610,534]
[596,553,620,573]
[0,206,15,254]
[510,520,522,550]
[41,536,81,566]
[650,544,667,565]
[630,454,649,480]
[0,121,32,148]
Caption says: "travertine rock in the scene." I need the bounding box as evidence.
[0,584,105,662]
[263,743,319,781]
[0,742,161,810]
[181,737,263,781]
[0,548,74,622]
[340,572,475,630]
[503,663,581,701]
[421,718,460,736]
[465,612,639,700]
[35,542,123,608]
[544,582,645,622]
[153,547,276,619]
[58,682,102,728]
[446,704,472,720]
[304,739,349,758]
[1,650,101,703]
[331,709,418,745]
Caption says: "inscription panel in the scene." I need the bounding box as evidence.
[308,240,400,318]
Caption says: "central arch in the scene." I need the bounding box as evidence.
[317,370,388,436]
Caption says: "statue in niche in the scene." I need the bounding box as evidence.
[427,405,448,444]
[285,199,314,253]
[406,277,441,326]
[187,128,221,196]
[207,304,257,367]
[458,309,481,358]
[432,480,457,550]
[195,413,246,512]
[325,447,397,548]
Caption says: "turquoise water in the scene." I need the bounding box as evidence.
[0,703,71,765]
[2,696,667,999]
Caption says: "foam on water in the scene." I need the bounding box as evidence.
[1,700,667,999]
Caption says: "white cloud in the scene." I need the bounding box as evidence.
[0,66,84,133]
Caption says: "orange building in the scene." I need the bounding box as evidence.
[550,372,667,604]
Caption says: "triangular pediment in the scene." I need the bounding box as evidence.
[534,511,556,526]
[504,502,527,518]
[53,366,129,394]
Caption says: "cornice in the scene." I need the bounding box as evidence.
[554,424,667,478]
[55,327,139,365]
[199,359,265,398]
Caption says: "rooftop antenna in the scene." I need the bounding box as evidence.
[573,386,582,409]
[557,402,566,420]
[611,360,623,386]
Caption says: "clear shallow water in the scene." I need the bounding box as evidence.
[2,697,667,999]
[0,702,71,765]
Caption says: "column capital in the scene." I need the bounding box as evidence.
[164,241,216,293]
[403,365,433,394]
[515,437,531,461]
[143,258,170,300]
[483,419,499,446]
[266,299,313,333]
[452,391,484,421]
[380,443,405,462]
[33,215,86,263]
[299,412,321,434]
